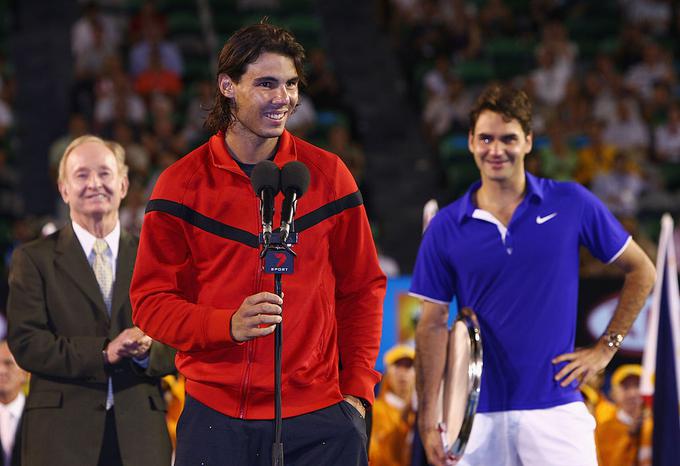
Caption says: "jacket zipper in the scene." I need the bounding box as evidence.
[238,339,255,419]
[238,196,264,419]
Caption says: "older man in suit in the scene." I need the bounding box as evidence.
[7,135,175,466]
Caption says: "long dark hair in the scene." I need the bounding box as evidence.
[204,22,307,134]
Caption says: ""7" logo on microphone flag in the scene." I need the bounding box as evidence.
[264,249,294,274]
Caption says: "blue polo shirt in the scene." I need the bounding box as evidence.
[410,174,630,412]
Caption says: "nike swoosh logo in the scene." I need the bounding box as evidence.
[536,213,558,224]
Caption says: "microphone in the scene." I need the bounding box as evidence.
[251,161,281,246]
[279,161,310,243]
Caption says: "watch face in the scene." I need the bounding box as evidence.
[605,333,624,348]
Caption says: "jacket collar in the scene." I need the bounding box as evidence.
[55,223,106,316]
[208,130,298,176]
[55,223,134,322]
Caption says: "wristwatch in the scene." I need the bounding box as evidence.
[602,332,624,349]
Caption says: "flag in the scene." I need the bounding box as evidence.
[640,214,680,466]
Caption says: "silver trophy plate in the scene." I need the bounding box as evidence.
[437,307,483,464]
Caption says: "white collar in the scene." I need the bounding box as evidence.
[616,408,636,426]
[72,221,120,260]
[472,208,509,242]
[0,393,25,419]
[384,391,407,410]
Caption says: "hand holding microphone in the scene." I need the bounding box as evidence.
[238,161,310,344]
[230,292,283,342]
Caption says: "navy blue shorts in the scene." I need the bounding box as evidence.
[175,395,368,466]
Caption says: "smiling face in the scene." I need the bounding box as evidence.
[387,357,415,401]
[613,375,643,419]
[469,110,533,185]
[221,52,299,144]
[59,140,128,228]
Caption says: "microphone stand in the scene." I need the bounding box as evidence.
[273,271,283,466]
[260,231,297,466]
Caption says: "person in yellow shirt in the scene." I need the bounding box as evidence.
[369,345,416,466]
[581,370,616,423]
[163,374,185,450]
[595,364,652,466]
[574,119,618,186]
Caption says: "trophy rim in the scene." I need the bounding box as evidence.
[442,306,483,460]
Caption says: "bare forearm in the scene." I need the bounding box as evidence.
[606,274,653,335]
[415,302,449,428]
[606,246,656,337]
[553,242,654,388]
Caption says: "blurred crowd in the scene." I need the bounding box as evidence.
[380,0,680,274]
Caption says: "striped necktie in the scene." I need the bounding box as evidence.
[92,238,113,313]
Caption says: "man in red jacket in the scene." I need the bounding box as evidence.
[130,22,386,466]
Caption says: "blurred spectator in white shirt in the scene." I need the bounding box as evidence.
[423,55,453,97]
[529,47,572,107]
[94,74,146,131]
[129,22,183,78]
[71,2,120,63]
[654,102,680,162]
[603,98,650,150]
[620,0,672,36]
[535,20,578,70]
[591,150,646,217]
[585,53,624,125]
[625,41,675,101]
[422,76,473,142]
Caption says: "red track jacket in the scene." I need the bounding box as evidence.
[130,130,386,419]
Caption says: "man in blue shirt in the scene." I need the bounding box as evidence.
[411,84,656,466]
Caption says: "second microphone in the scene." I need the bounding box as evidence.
[251,160,311,246]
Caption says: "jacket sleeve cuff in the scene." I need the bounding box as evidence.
[203,307,243,346]
[81,337,110,383]
[339,365,382,405]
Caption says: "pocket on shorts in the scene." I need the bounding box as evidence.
[340,400,363,419]
[338,401,368,441]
